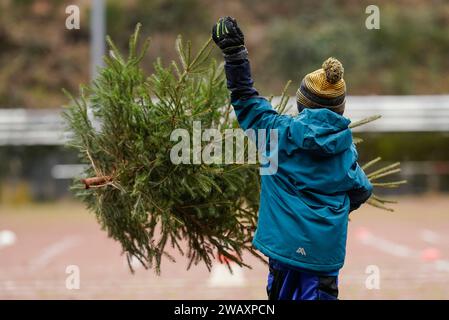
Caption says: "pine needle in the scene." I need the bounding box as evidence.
[362,157,382,170]
[349,114,381,129]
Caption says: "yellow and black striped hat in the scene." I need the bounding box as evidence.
[296,57,346,114]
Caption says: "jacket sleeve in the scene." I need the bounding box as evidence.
[347,161,373,212]
[224,51,286,132]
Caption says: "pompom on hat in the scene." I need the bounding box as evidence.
[296,57,346,114]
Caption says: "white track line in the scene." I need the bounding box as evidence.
[420,229,441,244]
[355,227,449,273]
[29,236,82,271]
[0,230,17,250]
[435,260,449,272]
[356,229,413,258]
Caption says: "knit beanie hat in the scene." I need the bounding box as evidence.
[296,57,346,114]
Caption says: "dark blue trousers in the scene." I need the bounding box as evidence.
[267,259,339,300]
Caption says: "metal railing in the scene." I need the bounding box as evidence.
[1,95,449,145]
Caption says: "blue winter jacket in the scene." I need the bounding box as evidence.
[224,55,373,274]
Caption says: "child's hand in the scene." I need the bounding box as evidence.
[212,16,245,55]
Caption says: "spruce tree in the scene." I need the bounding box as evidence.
[64,24,405,273]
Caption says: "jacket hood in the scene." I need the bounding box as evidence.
[290,108,352,156]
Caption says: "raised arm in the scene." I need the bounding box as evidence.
[212,17,283,131]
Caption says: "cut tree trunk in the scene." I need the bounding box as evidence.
[81,176,112,189]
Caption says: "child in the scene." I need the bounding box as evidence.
[212,17,372,300]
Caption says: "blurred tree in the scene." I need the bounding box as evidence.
[106,0,209,57]
[0,0,89,108]
[1,0,449,109]
[267,0,449,95]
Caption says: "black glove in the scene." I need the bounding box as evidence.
[212,16,245,56]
